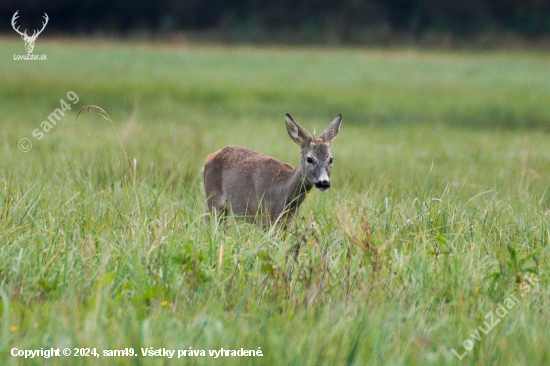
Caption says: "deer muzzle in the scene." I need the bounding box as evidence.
[315,180,330,190]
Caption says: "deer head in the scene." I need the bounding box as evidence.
[12,11,49,54]
[285,114,341,191]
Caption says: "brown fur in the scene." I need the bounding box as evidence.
[204,146,300,226]
[203,114,342,228]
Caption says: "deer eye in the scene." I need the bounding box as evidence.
[329,157,334,164]
[306,157,314,164]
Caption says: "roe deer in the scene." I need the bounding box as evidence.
[203,113,342,227]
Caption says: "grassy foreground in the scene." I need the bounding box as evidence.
[0,40,550,365]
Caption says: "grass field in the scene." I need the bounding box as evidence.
[1,39,550,365]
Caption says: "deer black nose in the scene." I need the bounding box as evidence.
[316,180,330,190]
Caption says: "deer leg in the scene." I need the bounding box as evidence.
[206,192,227,225]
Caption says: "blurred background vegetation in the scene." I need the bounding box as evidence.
[1,0,550,45]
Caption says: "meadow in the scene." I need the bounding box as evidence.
[0,39,550,365]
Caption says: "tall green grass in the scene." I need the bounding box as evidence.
[0,39,549,365]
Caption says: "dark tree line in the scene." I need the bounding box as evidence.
[1,0,550,42]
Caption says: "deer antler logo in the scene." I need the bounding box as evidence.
[12,11,49,54]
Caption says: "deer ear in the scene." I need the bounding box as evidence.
[319,114,342,144]
[285,114,312,147]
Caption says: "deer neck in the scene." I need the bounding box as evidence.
[284,162,313,210]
